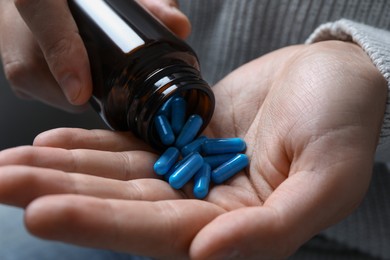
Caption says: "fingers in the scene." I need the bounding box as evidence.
[0,166,181,207]
[25,195,224,258]
[191,207,286,259]
[14,0,92,105]
[2,0,189,111]
[0,146,157,180]
[0,1,86,112]
[33,128,154,152]
[137,0,191,38]
[191,157,373,259]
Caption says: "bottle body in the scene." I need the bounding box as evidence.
[68,0,214,149]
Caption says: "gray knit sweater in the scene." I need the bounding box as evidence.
[178,1,390,259]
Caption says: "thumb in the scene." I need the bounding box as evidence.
[191,159,373,259]
[14,0,92,105]
[191,207,295,259]
[137,0,191,39]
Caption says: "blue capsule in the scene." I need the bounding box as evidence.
[203,153,237,169]
[152,96,251,198]
[157,96,174,118]
[175,114,203,149]
[202,138,246,155]
[181,136,208,157]
[169,153,204,189]
[154,115,175,146]
[171,97,187,134]
[193,163,211,199]
[154,147,180,176]
[164,165,175,181]
[164,151,193,181]
[211,154,249,184]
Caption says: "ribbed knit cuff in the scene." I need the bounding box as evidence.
[306,19,390,149]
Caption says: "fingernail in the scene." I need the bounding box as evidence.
[60,74,82,104]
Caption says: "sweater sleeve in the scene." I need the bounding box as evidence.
[305,19,390,153]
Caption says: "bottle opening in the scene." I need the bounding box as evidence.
[127,65,215,150]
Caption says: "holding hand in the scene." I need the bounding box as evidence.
[0,41,386,259]
[0,0,190,112]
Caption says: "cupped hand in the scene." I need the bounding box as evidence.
[0,41,386,259]
[0,0,190,112]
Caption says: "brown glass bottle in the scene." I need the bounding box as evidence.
[68,0,214,150]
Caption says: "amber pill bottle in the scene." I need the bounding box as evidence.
[68,0,215,150]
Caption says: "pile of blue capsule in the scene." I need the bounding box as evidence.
[153,95,249,199]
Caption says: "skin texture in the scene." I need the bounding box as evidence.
[0,0,190,111]
[0,40,387,259]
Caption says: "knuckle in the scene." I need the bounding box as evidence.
[3,59,32,91]
[45,36,73,58]
[44,37,72,66]
[43,34,80,76]
[118,152,134,180]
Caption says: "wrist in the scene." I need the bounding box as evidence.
[306,19,390,147]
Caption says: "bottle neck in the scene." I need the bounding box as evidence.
[127,64,215,150]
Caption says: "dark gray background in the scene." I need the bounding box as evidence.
[0,64,107,150]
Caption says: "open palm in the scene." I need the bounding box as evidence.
[0,41,386,259]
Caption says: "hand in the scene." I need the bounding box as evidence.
[0,0,190,112]
[0,41,386,259]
